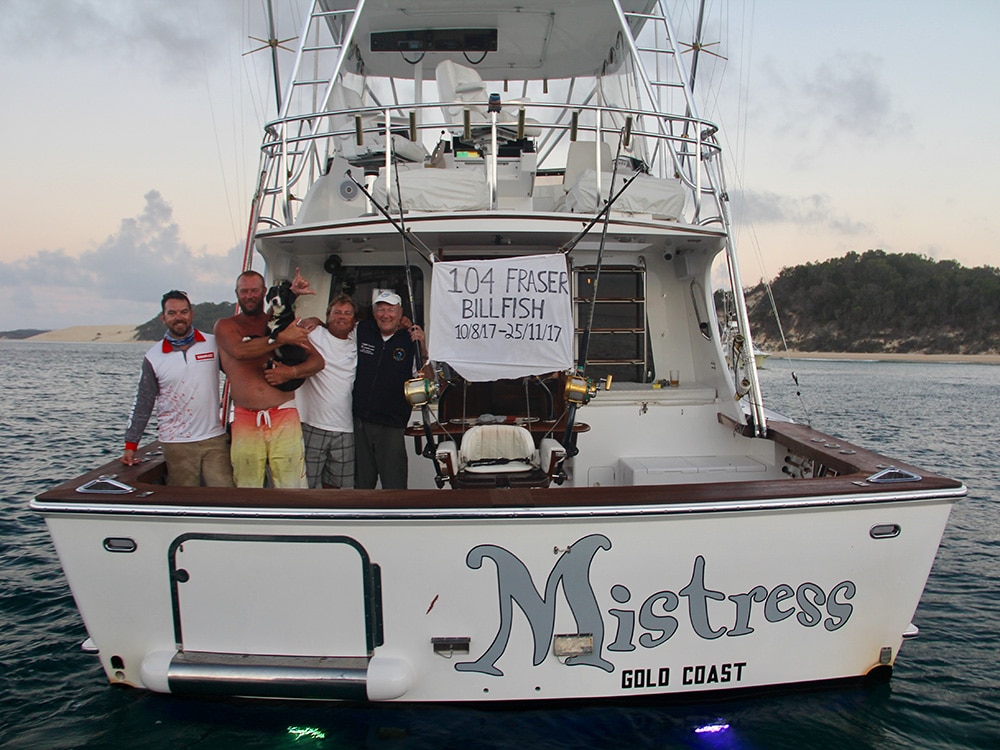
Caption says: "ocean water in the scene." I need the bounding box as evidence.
[1,341,998,749]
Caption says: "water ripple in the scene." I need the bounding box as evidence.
[2,345,999,748]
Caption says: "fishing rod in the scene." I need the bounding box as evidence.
[562,128,629,453]
[392,158,420,338]
[387,157,440,464]
[558,170,640,255]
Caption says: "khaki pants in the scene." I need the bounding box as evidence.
[161,434,234,487]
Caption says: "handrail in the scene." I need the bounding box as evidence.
[252,98,726,229]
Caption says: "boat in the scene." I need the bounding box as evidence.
[33,0,965,703]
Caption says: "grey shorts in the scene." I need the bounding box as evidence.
[301,423,355,489]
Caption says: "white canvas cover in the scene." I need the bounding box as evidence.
[372,167,490,212]
[561,169,686,219]
[429,254,574,382]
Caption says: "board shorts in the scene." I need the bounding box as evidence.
[230,402,307,488]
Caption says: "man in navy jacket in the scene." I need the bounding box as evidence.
[353,290,425,489]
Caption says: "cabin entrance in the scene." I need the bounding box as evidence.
[575,265,650,383]
[326,262,424,323]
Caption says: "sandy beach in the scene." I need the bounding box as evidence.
[777,350,1000,365]
[24,325,140,343]
[13,328,1000,363]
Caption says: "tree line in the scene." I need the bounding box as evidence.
[741,250,1000,354]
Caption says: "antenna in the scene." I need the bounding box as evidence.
[243,0,297,114]
[679,0,727,96]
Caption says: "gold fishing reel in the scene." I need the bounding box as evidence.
[404,376,439,407]
[565,373,613,406]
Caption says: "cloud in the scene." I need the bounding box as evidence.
[0,0,232,83]
[0,191,240,330]
[757,53,911,143]
[733,189,869,235]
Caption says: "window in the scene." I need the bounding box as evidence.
[329,265,424,322]
[574,266,650,383]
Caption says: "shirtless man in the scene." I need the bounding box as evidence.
[215,269,324,488]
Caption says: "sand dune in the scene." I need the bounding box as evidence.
[777,350,1000,364]
[16,329,1000,363]
[26,325,140,343]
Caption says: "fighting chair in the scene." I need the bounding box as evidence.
[434,423,567,489]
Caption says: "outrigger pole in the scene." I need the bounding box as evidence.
[263,1,283,113]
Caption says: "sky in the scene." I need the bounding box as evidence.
[1,0,997,331]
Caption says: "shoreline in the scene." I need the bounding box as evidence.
[7,329,1000,363]
[17,325,141,344]
[775,350,1000,364]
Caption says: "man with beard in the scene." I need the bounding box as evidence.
[121,290,233,486]
[215,269,324,488]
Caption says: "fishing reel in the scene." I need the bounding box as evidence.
[730,333,752,399]
[404,376,439,408]
[564,372,613,406]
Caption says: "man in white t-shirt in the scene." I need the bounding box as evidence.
[296,294,359,488]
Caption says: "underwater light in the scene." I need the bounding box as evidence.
[287,726,326,740]
[694,721,730,734]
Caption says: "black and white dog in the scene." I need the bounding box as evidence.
[264,280,307,391]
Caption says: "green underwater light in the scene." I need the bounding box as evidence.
[287,725,327,741]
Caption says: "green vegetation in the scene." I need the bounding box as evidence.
[0,329,50,340]
[135,301,235,341]
[743,250,1000,354]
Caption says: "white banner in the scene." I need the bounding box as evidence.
[428,253,574,382]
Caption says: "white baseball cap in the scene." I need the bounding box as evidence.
[373,290,402,306]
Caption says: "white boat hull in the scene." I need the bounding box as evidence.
[37,482,956,702]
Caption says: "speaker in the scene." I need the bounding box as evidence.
[338,179,360,202]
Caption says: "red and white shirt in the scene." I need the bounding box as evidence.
[124,330,225,449]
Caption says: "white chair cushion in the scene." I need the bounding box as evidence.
[460,425,537,473]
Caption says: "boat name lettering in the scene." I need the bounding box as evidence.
[457,534,856,677]
[620,662,748,690]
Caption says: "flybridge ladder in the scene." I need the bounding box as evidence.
[615,0,766,435]
[277,0,363,122]
[268,0,366,225]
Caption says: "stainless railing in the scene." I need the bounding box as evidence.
[251,98,727,228]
